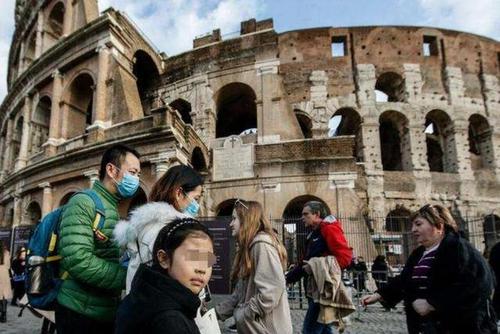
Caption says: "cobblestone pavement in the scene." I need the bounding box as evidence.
[2,303,408,334]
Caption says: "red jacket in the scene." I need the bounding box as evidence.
[319,216,352,269]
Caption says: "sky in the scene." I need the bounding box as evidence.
[0,0,499,102]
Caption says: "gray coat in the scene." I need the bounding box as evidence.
[216,232,293,334]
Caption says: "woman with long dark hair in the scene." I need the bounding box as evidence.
[10,246,26,306]
[362,204,497,333]
[216,200,292,333]
[114,164,204,293]
[0,241,12,322]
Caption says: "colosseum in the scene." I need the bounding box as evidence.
[1,0,499,263]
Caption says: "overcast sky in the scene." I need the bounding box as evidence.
[0,0,499,101]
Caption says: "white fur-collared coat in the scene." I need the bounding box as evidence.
[113,202,188,293]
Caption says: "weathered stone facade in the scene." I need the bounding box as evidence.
[1,1,499,258]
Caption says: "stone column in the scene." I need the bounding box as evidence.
[2,118,14,178]
[444,67,465,106]
[62,0,74,36]
[35,11,44,58]
[84,169,99,187]
[150,154,171,181]
[309,70,329,138]
[38,182,53,216]
[0,136,5,180]
[12,194,22,227]
[15,95,33,170]
[18,42,26,73]
[356,64,376,107]
[45,70,64,155]
[255,60,281,144]
[452,119,476,199]
[403,64,423,103]
[89,45,111,131]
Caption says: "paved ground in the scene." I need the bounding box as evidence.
[2,302,408,334]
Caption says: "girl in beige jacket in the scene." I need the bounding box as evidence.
[216,200,293,334]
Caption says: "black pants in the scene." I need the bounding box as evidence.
[55,304,114,334]
[11,281,25,304]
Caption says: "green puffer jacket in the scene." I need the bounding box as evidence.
[57,181,126,321]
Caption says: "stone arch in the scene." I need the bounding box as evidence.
[385,206,412,265]
[484,214,500,251]
[59,191,77,206]
[215,83,257,138]
[375,72,405,102]
[25,201,42,225]
[468,114,494,170]
[294,109,312,139]
[216,198,238,217]
[46,1,65,40]
[328,108,363,161]
[133,50,161,115]
[425,109,455,173]
[169,98,192,125]
[191,147,208,175]
[282,195,331,219]
[31,95,51,155]
[379,110,411,171]
[64,72,95,138]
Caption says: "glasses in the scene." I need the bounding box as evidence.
[234,198,248,210]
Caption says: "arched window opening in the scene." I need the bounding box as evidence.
[216,199,238,217]
[379,111,410,171]
[328,108,362,161]
[169,99,192,125]
[385,207,412,265]
[484,215,500,251]
[215,83,257,138]
[133,51,160,115]
[59,192,76,206]
[468,114,493,170]
[191,147,208,175]
[11,116,23,168]
[26,202,42,225]
[66,73,94,138]
[425,110,454,173]
[24,32,36,65]
[294,110,312,139]
[31,96,51,155]
[375,72,405,102]
[48,2,64,38]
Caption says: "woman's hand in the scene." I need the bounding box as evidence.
[361,293,381,306]
[412,299,435,316]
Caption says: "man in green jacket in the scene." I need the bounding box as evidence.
[56,144,141,333]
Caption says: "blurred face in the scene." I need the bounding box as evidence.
[302,206,321,230]
[176,185,203,212]
[159,235,215,295]
[411,217,444,248]
[19,248,26,260]
[230,209,241,237]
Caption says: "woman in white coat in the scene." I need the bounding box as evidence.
[216,200,293,334]
[114,165,203,293]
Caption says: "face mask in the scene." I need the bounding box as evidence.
[183,193,200,217]
[112,166,140,198]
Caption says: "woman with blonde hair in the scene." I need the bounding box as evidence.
[362,204,497,333]
[216,199,292,334]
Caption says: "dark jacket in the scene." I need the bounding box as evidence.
[489,241,500,318]
[379,232,497,334]
[115,264,201,334]
[286,216,351,284]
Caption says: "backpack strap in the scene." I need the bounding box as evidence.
[77,189,108,242]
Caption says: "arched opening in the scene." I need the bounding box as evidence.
[25,202,42,225]
[31,96,51,155]
[66,73,94,138]
[484,214,500,251]
[282,195,331,265]
[379,110,411,171]
[375,72,405,102]
[169,99,192,125]
[425,110,454,173]
[46,2,65,44]
[11,116,24,168]
[328,108,363,161]
[215,83,257,138]
[385,207,412,265]
[133,50,160,115]
[191,147,208,175]
[24,31,37,65]
[59,192,76,206]
[216,199,238,217]
[468,114,493,170]
[294,110,312,139]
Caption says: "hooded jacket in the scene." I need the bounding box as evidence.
[113,202,188,293]
[216,232,293,334]
[115,264,201,334]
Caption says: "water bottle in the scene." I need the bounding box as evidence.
[27,256,45,294]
